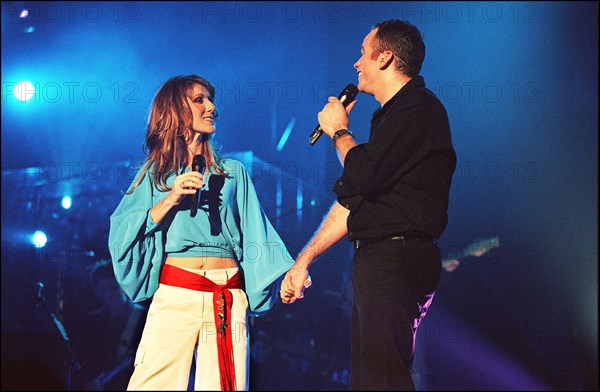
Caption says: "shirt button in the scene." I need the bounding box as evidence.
[344,204,350,209]
[338,180,343,186]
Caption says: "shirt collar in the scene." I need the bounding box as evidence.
[371,76,425,121]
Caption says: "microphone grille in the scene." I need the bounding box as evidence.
[340,84,358,104]
[344,83,358,95]
[192,154,206,174]
[192,154,206,166]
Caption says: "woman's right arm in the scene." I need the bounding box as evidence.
[150,170,203,224]
[107,167,203,302]
[109,167,204,258]
[108,167,162,302]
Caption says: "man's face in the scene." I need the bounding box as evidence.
[354,28,380,95]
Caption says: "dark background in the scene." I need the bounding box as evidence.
[2,2,597,390]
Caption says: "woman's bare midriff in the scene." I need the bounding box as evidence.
[165,256,238,270]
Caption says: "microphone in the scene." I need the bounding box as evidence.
[190,154,206,217]
[309,83,358,145]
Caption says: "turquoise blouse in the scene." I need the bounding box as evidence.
[108,159,293,316]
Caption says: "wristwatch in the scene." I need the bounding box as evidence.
[332,129,353,147]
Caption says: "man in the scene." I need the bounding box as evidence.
[281,20,456,390]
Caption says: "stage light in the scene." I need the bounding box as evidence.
[32,230,47,248]
[13,81,35,102]
[296,178,303,222]
[276,117,296,152]
[61,196,72,210]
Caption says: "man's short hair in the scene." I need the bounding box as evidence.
[372,20,426,78]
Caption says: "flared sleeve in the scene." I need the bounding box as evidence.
[232,161,293,316]
[108,164,165,303]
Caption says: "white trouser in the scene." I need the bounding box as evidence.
[127,267,249,390]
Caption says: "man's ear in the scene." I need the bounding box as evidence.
[379,50,394,70]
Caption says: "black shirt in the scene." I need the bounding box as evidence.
[333,76,456,241]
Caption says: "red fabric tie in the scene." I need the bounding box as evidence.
[160,264,242,391]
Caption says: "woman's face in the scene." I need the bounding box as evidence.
[187,83,216,135]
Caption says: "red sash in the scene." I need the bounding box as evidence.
[160,264,242,391]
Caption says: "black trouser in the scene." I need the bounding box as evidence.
[351,238,441,391]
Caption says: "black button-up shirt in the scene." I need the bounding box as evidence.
[333,76,457,241]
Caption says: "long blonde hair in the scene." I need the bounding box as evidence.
[130,75,227,193]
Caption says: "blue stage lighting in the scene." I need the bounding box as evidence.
[32,230,47,248]
[13,81,35,102]
[276,117,296,152]
[61,196,72,210]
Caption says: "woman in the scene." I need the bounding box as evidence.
[108,74,292,390]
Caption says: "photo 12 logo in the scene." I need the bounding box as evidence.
[3,81,140,104]
[3,2,142,24]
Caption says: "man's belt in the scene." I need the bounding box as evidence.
[354,234,436,249]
